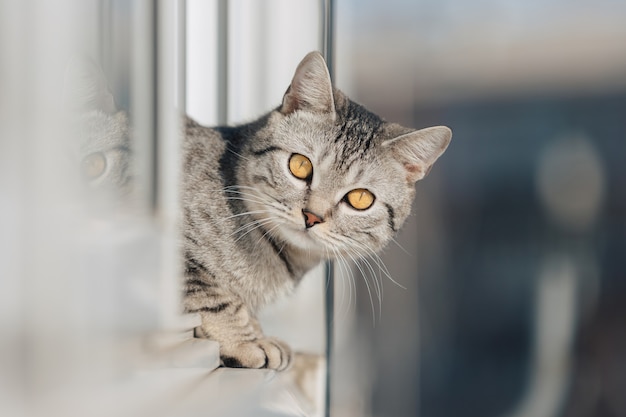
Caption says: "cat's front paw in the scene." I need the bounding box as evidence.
[221,337,292,371]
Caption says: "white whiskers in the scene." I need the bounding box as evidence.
[314,230,405,327]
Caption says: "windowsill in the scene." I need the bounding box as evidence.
[120,314,326,416]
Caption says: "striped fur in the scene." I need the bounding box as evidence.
[182,52,451,370]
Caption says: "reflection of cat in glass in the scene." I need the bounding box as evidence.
[63,57,132,198]
[67,52,452,371]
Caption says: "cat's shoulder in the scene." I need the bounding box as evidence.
[185,116,222,142]
[183,116,227,157]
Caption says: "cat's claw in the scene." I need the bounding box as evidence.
[220,337,292,371]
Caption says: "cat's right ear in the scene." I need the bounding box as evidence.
[63,56,117,114]
[383,126,452,183]
[280,51,335,116]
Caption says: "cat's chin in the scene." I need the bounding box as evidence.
[274,225,327,256]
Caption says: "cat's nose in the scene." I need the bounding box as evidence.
[302,209,324,229]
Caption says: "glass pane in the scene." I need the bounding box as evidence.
[2,1,334,416]
[0,0,181,414]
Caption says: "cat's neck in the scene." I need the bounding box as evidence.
[277,239,325,279]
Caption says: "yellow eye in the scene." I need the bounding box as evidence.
[81,152,106,179]
[345,189,375,210]
[289,153,313,180]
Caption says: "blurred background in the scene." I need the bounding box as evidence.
[334,1,626,417]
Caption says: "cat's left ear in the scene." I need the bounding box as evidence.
[383,126,452,183]
[280,51,335,116]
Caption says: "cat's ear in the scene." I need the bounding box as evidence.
[383,126,452,183]
[63,55,117,114]
[280,51,335,115]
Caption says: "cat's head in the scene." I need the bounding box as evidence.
[239,51,451,259]
[63,56,132,196]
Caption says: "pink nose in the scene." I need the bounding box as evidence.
[302,209,324,229]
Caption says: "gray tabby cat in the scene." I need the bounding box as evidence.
[183,51,451,371]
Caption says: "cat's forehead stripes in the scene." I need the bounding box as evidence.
[252,145,284,156]
[334,100,385,170]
